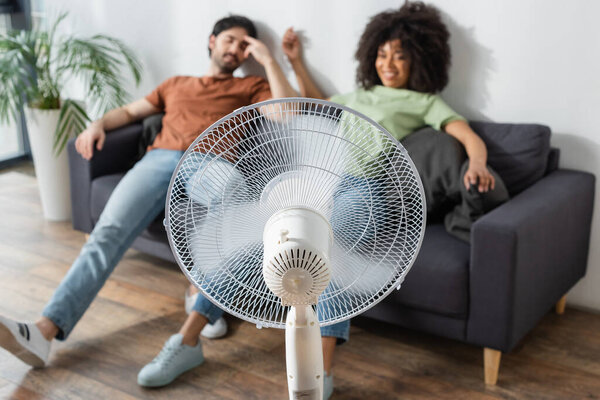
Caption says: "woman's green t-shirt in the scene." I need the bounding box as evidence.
[330,85,465,141]
[328,85,465,177]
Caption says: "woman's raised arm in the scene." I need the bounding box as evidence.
[282,27,327,100]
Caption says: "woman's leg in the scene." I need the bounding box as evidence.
[320,320,350,374]
[322,337,337,375]
[330,175,382,250]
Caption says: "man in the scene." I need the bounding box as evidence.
[0,15,345,399]
[0,14,289,367]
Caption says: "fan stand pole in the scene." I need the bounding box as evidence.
[285,305,324,400]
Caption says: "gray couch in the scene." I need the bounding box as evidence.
[68,117,595,385]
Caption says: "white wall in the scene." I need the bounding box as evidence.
[51,0,600,311]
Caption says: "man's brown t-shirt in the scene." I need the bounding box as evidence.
[145,75,272,152]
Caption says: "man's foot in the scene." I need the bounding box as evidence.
[137,334,204,387]
[323,372,334,400]
[199,317,227,339]
[184,288,227,339]
[0,316,50,367]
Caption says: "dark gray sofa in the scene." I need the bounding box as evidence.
[67,117,595,385]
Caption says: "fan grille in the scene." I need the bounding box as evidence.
[166,99,426,328]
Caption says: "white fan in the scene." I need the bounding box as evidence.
[165,98,426,399]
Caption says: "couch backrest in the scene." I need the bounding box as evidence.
[470,121,551,196]
[141,114,554,198]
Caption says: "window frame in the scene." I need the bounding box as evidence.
[0,0,32,170]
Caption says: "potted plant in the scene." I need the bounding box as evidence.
[0,13,141,220]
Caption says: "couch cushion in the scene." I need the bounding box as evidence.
[470,121,551,196]
[390,224,470,317]
[90,174,124,222]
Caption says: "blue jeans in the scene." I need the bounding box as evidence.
[43,149,185,339]
[43,148,350,342]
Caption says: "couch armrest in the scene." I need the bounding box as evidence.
[546,147,560,175]
[68,123,142,232]
[467,169,595,352]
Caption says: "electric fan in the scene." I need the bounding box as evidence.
[165,98,425,399]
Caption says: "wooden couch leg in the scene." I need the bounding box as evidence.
[556,295,567,315]
[484,348,501,385]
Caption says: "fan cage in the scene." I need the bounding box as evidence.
[165,98,426,329]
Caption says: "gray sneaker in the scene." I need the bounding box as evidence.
[137,334,204,387]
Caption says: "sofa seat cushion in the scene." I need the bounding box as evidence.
[90,173,125,222]
[90,174,165,237]
[390,224,470,317]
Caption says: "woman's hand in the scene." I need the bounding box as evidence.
[444,120,494,193]
[464,161,495,192]
[280,27,325,99]
[282,27,301,63]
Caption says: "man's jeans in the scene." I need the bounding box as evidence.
[43,149,185,339]
[43,149,349,343]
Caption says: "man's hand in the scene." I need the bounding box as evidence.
[464,161,495,193]
[243,35,274,66]
[75,121,106,160]
[72,99,159,160]
[282,27,301,63]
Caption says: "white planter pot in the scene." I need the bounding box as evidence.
[24,107,72,221]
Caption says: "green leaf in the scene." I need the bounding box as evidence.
[53,99,90,155]
[1,12,142,155]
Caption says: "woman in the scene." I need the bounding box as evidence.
[283,1,508,242]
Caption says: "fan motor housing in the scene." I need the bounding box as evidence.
[263,207,332,306]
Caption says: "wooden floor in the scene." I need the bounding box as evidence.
[1,171,599,399]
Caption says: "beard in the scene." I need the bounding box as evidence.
[215,53,241,74]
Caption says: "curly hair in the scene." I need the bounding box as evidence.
[355,1,450,93]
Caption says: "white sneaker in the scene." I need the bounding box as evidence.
[184,288,228,339]
[200,317,227,339]
[0,315,50,367]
